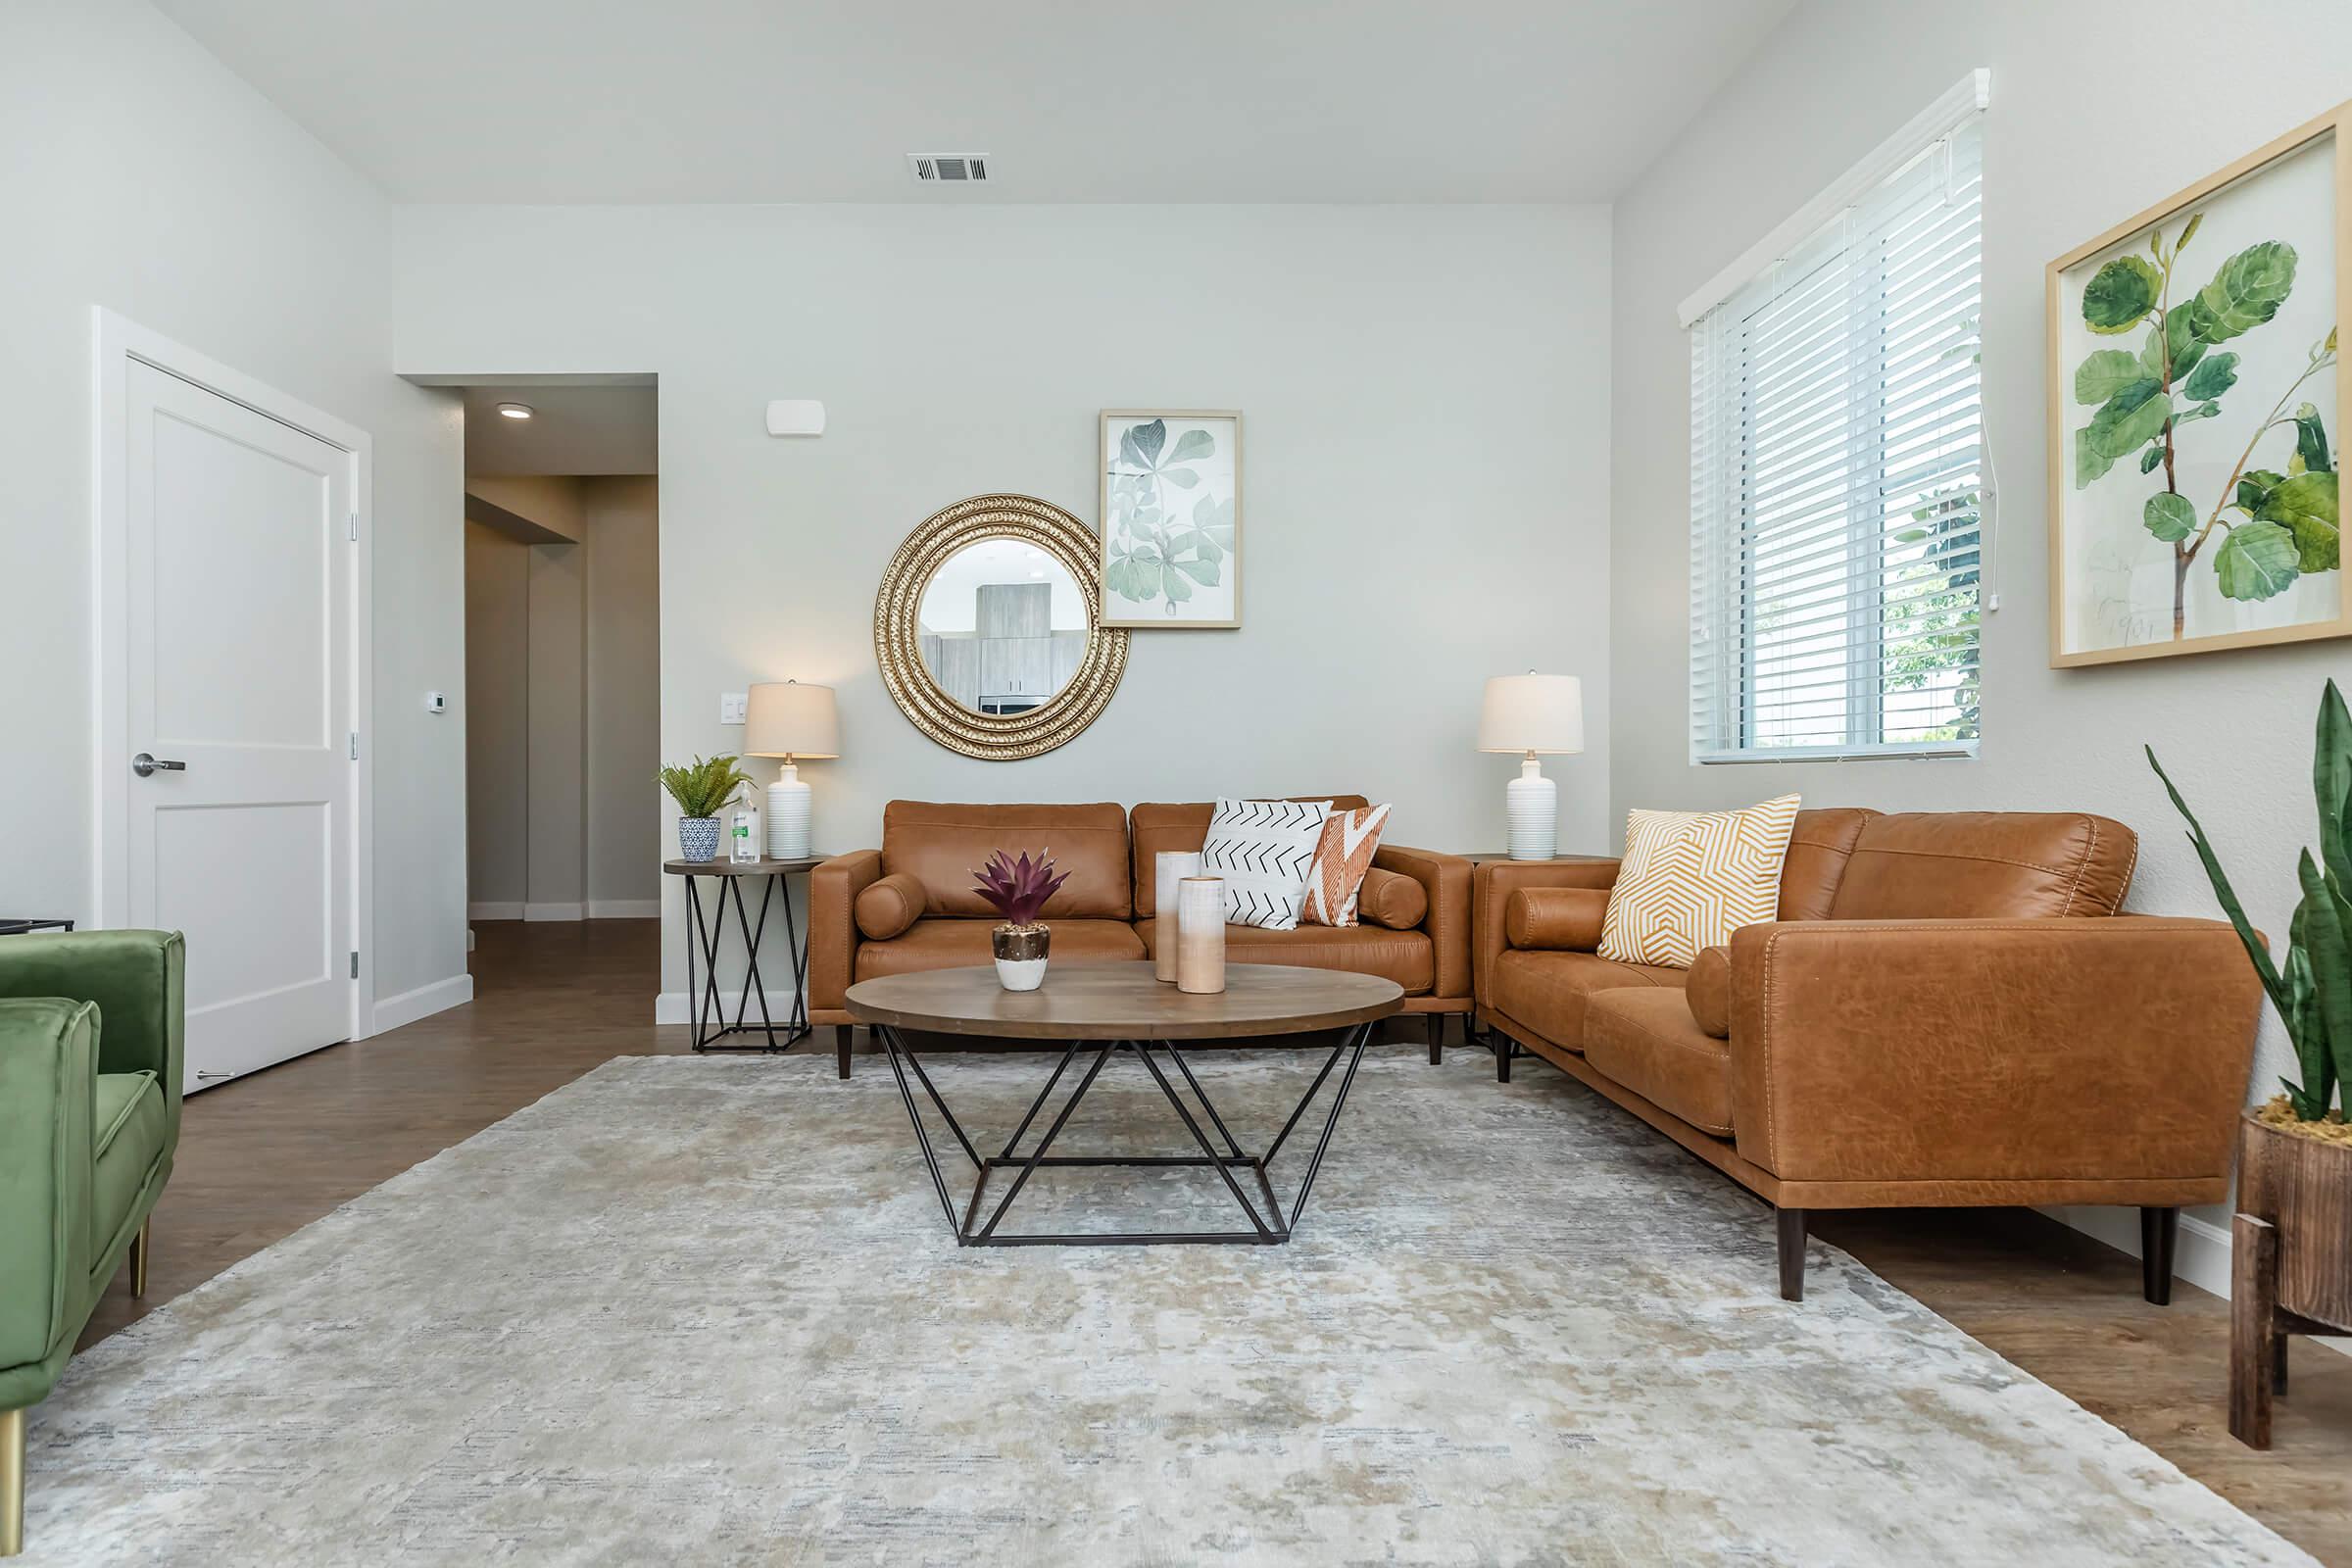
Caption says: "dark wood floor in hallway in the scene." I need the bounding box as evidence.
[82,918,2352,1562]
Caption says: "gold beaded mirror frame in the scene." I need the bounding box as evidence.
[874,493,1129,760]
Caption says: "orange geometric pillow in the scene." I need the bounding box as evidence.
[1300,803,1392,927]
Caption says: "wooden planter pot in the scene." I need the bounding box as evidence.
[2231,1110,2352,1448]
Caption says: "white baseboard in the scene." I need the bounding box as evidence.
[655,991,688,1025]
[370,972,474,1035]
[467,901,522,921]
[523,902,583,922]
[588,899,661,919]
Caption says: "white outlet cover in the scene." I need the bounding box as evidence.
[720,692,748,724]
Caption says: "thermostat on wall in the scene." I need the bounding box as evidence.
[766,399,826,437]
[424,691,448,714]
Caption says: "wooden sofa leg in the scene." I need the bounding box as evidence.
[129,1217,150,1298]
[1,1404,23,1559]
[1494,1034,1511,1084]
[1777,1208,1807,1301]
[1427,1013,1443,1065]
[2231,1212,2277,1448]
[835,1026,853,1080]
[2140,1205,2179,1305]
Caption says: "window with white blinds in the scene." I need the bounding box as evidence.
[1688,97,1985,763]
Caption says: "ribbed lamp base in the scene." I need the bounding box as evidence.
[766,767,812,859]
[1504,760,1557,861]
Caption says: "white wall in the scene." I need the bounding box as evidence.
[0,0,466,1014]
[1608,0,2352,1283]
[391,204,1614,999]
[583,477,662,912]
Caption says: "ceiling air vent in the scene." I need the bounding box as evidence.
[907,153,989,185]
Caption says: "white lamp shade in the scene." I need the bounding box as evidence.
[1477,674,1585,755]
[744,681,840,760]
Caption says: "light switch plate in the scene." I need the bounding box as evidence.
[719,692,748,725]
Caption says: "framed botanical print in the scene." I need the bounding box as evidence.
[1100,410,1242,628]
[2048,100,2349,667]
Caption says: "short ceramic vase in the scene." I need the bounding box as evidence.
[678,815,721,861]
[992,922,1050,991]
[1153,851,1201,982]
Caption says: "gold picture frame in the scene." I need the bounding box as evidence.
[1099,409,1243,629]
[2046,100,2351,668]
[873,493,1129,761]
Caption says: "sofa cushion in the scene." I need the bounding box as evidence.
[1130,797,1370,913]
[1202,798,1333,930]
[1828,811,2137,920]
[1505,886,1607,951]
[91,1069,166,1256]
[1599,795,1801,967]
[1685,946,1733,1039]
[881,801,1133,919]
[1301,803,1392,927]
[854,872,926,940]
[1780,808,1877,919]
[1355,866,1427,931]
[1134,918,1434,995]
[854,917,1145,981]
[1488,950,1683,1051]
[1583,990,1735,1137]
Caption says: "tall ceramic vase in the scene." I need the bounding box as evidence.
[1153,851,1201,982]
[1176,875,1226,995]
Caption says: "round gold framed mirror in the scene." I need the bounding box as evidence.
[875,494,1129,760]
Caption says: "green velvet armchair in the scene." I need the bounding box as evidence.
[0,930,182,1558]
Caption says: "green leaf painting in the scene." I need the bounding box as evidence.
[1102,416,1239,622]
[2070,196,2339,642]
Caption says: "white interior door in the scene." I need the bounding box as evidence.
[123,360,358,1091]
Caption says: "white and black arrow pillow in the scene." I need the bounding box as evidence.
[1200,798,1334,931]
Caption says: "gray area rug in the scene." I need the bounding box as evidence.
[24,1050,2316,1566]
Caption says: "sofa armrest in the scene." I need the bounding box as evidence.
[808,851,885,1012]
[0,930,182,1148]
[1372,846,1472,1000]
[1471,859,1618,1007]
[0,999,98,1377]
[1726,916,2262,1186]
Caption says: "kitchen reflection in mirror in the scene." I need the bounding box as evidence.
[914,537,1091,715]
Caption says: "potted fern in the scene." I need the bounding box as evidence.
[660,754,754,862]
[971,850,1068,991]
[2150,679,2352,1436]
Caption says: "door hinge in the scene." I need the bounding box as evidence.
[350,951,360,979]
[347,512,358,541]
[349,731,359,760]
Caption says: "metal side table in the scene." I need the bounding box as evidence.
[663,857,824,1053]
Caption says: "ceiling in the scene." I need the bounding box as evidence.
[461,386,658,476]
[154,0,1794,204]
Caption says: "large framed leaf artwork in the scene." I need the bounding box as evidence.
[2047,102,2350,667]
[1100,410,1242,628]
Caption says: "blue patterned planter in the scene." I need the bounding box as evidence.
[677,816,721,861]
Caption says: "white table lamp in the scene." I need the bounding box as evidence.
[744,680,840,859]
[1477,673,1585,860]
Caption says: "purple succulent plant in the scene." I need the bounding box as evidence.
[971,849,1068,928]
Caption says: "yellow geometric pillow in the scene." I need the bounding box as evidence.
[1597,795,1801,968]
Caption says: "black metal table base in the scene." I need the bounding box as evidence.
[682,871,811,1053]
[877,1020,1376,1246]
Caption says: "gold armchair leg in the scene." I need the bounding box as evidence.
[129,1218,151,1299]
[1,1404,24,1558]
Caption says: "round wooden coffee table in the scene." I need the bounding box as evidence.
[845,961,1402,1247]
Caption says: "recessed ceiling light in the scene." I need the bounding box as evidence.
[496,402,534,420]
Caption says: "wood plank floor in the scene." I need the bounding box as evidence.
[82,918,2352,1562]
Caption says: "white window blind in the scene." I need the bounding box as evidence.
[1689,96,1985,763]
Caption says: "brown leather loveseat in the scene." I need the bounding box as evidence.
[810,798,1471,1076]
[1471,809,2263,1301]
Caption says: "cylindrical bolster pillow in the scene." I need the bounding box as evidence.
[854,872,928,941]
[1504,886,1608,951]
[1355,866,1428,930]
[1685,945,1733,1039]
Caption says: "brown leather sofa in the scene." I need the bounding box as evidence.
[1471,808,2264,1301]
[810,798,1472,1076]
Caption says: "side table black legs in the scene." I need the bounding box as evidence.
[665,857,824,1054]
